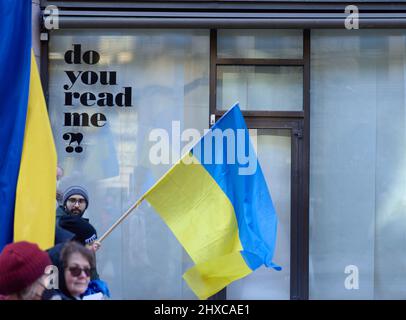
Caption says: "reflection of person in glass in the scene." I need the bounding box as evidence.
[56,165,64,206]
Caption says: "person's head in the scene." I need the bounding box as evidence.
[56,166,64,205]
[56,166,64,181]
[60,241,95,298]
[63,186,89,217]
[0,241,52,300]
[59,215,97,246]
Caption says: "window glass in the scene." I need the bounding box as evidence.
[217,66,303,111]
[310,30,406,299]
[49,29,209,299]
[217,29,303,59]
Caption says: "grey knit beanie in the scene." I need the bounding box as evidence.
[62,186,89,209]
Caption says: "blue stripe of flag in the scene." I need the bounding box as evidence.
[192,103,281,271]
[0,0,32,251]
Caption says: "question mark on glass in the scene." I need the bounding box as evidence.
[63,132,84,153]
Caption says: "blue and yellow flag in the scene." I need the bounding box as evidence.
[0,1,57,251]
[144,103,280,299]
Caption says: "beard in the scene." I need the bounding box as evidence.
[68,208,84,216]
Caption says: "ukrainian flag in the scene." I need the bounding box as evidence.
[0,1,56,251]
[144,103,280,300]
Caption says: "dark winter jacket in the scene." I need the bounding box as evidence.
[55,206,93,245]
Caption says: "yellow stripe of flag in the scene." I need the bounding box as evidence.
[14,51,57,250]
[144,153,252,299]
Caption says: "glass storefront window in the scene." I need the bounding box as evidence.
[217,29,303,59]
[310,29,406,299]
[49,29,209,299]
[217,65,303,111]
[49,26,406,300]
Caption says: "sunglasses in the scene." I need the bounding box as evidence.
[68,266,91,277]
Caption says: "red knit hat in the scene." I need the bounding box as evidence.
[0,241,52,295]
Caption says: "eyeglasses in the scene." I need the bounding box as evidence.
[68,266,91,277]
[67,198,86,206]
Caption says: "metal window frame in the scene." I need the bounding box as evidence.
[211,29,305,117]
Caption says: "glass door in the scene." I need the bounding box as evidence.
[227,129,291,299]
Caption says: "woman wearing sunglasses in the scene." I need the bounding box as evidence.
[49,241,95,300]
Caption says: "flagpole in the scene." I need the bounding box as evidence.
[98,195,145,243]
